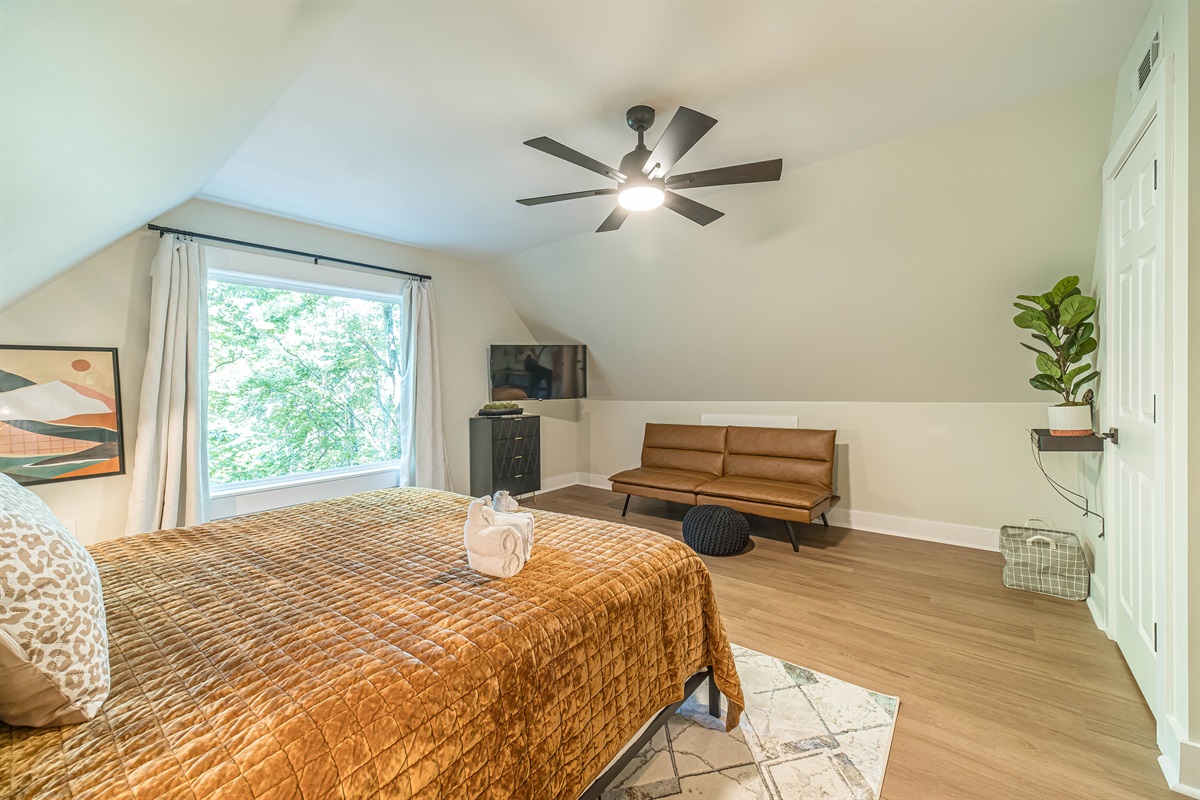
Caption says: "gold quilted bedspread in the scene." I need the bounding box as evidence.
[2,489,743,800]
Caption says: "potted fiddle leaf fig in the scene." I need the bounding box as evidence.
[1013,275,1099,436]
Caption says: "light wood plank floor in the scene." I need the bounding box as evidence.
[525,485,1170,800]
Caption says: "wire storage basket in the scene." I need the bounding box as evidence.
[999,519,1089,601]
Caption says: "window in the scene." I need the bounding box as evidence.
[206,272,405,488]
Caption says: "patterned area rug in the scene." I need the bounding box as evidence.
[604,645,899,799]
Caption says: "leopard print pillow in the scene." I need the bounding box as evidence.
[0,474,109,727]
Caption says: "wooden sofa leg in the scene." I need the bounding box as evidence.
[621,495,631,517]
[783,520,800,552]
[820,513,829,527]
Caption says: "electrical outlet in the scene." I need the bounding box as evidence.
[61,519,78,536]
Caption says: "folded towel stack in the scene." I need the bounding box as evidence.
[464,495,535,577]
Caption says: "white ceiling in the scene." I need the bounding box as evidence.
[0,1,351,306]
[200,0,1148,261]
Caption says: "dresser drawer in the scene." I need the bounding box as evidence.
[493,450,539,481]
[491,434,539,464]
[494,471,539,497]
[490,416,540,441]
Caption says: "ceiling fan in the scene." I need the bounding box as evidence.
[517,105,783,232]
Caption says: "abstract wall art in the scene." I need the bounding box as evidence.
[0,345,125,485]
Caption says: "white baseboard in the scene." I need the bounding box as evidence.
[540,472,584,493]
[825,508,998,551]
[513,472,585,500]
[1160,757,1200,798]
[1086,578,1110,636]
[564,475,998,551]
[1159,722,1200,798]
[580,473,613,490]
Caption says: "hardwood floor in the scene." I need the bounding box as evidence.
[526,485,1170,800]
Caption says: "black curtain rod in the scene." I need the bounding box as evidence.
[145,224,432,281]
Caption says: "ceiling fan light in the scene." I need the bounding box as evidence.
[617,184,665,212]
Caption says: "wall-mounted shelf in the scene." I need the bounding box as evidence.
[1031,428,1104,452]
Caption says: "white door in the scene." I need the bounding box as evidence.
[1106,114,1165,709]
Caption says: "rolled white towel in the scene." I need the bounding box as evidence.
[465,523,523,558]
[493,490,519,512]
[464,497,532,569]
[467,549,525,579]
[466,497,496,531]
[494,510,535,560]
[466,498,504,541]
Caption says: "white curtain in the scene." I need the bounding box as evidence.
[126,235,209,533]
[399,278,451,491]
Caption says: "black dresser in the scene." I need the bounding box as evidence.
[469,415,541,497]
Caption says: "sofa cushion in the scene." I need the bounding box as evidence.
[724,427,835,491]
[609,466,719,493]
[641,423,726,476]
[0,474,110,727]
[697,476,830,510]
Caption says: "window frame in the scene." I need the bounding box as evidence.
[204,267,408,513]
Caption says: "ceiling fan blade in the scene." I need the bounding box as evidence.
[517,188,617,206]
[663,191,724,226]
[642,107,717,178]
[524,137,626,182]
[596,206,630,232]
[666,159,783,190]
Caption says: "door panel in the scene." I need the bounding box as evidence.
[1107,118,1164,709]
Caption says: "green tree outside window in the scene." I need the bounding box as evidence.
[207,280,404,485]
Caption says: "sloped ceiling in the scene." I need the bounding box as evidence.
[0,1,1146,312]
[0,1,352,307]
[490,76,1118,403]
[199,1,1147,261]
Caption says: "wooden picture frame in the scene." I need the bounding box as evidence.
[0,345,126,486]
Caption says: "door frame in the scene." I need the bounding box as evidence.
[1101,68,1167,712]
[1100,63,1193,790]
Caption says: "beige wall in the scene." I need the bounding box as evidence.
[489,76,1116,560]
[0,232,156,543]
[0,199,536,543]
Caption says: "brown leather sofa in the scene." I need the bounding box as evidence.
[609,423,839,551]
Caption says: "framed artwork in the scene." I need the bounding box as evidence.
[0,345,126,486]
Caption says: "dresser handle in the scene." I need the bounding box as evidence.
[514,436,523,440]
[514,455,523,459]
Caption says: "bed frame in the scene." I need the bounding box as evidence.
[579,666,721,799]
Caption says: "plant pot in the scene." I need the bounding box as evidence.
[1048,404,1093,436]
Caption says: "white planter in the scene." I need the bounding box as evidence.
[1048,404,1093,436]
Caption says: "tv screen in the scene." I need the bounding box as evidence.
[489,344,587,401]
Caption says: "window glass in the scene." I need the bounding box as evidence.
[207,277,404,485]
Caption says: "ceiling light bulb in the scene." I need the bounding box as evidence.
[617,184,665,212]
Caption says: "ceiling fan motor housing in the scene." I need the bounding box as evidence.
[619,145,655,180]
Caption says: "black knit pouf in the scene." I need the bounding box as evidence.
[682,505,750,557]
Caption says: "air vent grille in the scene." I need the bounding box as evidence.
[1137,32,1160,90]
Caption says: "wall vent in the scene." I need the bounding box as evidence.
[1136,31,1161,92]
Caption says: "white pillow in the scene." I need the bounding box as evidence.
[0,474,109,727]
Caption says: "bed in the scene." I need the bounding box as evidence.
[1,488,744,799]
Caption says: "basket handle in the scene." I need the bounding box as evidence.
[1026,535,1058,549]
[1025,517,1054,529]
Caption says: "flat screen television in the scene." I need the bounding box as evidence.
[489,344,587,401]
